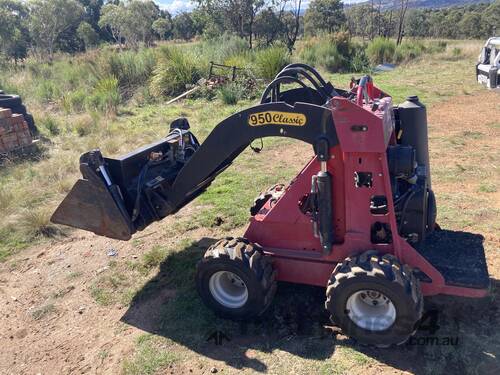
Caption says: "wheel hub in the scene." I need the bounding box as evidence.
[346,289,396,331]
[209,271,248,309]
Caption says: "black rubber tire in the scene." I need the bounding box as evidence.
[325,251,423,347]
[23,113,38,136]
[196,237,277,320]
[0,94,22,107]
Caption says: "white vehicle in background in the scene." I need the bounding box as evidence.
[476,37,500,90]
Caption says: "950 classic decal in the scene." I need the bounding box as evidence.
[248,111,307,127]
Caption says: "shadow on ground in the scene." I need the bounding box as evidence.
[121,230,500,374]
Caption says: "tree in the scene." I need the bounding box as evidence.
[127,0,160,45]
[172,12,196,40]
[405,9,430,38]
[77,0,103,33]
[98,3,126,48]
[459,12,483,39]
[99,1,159,48]
[282,0,303,53]
[345,4,373,39]
[395,0,411,45]
[482,0,500,37]
[77,21,99,49]
[254,7,285,46]
[304,0,345,35]
[29,0,84,59]
[0,0,30,63]
[195,0,265,48]
[152,15,173,40]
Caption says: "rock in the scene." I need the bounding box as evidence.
[14,328,27,339]
[78,306,85,314]
[96,266,109,274]
[210,367,218,373]
[107,249,118,257]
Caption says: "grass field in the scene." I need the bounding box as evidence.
[0,39,499,374]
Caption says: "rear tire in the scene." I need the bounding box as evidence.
[196,237,276,320]
[325,251,423,347]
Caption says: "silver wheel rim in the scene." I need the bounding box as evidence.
[209,271,248,309]
[346,289,396,331]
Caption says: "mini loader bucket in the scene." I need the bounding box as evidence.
[51,119,204,240]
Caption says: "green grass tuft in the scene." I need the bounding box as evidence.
[150,46,203,96]
[31,303,56,320]
[255,45,290,80]
[366,37,396,64]
[218,82,244,105]
[122,334,177,375]
[142,246,168,269]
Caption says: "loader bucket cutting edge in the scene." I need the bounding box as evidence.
[50,176,133,241]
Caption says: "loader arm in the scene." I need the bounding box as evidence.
[51,100,338,240]
[168,101,338,210]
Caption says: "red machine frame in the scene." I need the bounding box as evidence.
[245,89,486,298]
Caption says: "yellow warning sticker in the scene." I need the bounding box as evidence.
[248,111,307,127]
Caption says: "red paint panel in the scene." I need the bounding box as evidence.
[243,91,488,298]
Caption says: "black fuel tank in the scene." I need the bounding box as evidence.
[396,96,431,187]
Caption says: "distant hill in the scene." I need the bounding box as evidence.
[346,0,493,10]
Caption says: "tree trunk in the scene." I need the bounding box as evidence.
[287,0,302,54]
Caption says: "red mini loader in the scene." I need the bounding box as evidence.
[51,64,490,347]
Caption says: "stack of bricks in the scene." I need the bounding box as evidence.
[0,107,32,153]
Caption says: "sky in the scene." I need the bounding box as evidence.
[155,0,364,15]
[156,0,195,14]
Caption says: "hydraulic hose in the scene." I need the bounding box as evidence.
[260,75,315,104]
[276,67,331,100]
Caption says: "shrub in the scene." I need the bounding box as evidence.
[224,52,254,69]
[20,207,61,239]
[150,46,203,97]
[322,46,345,72]
[0,75,20,95]
[0,186,14,213]
[199,33,249,63]
[255,46,290,80]
[130,85,156,107]
[73,113,97,136]
[394,41,425,63]
[218,82,244,105]
[299,35,361,73]
[350,47,370,73]
[427,40,447,54]
[452,47,462,58]
[366,37,396,64]
[39,115,61,136]
[96,49,156,98]
[87,77,121,114]
[61,88,87,113]
[35,79,61,103]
